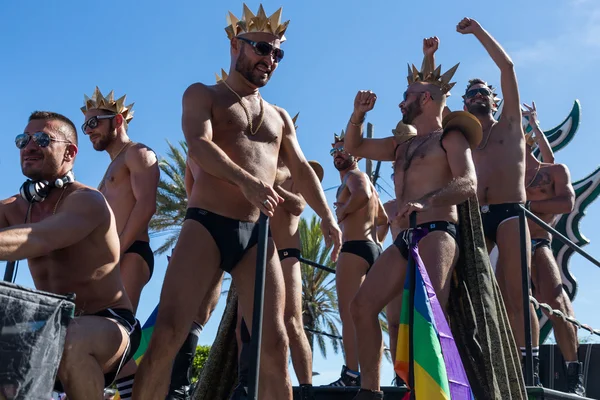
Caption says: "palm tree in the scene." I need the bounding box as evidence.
[149,140,188,255]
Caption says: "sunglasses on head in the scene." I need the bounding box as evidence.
[237,37,284,63]
[81,115,116,134]
[464,87,492,99]
[16,132,71,149]
[330,147,346,156]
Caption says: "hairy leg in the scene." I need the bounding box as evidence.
[58,316,130,400]
[281,257,313,384]
[385,292,402,366]
[495,219,539,348]
[231,239,291,400]
[335,252,369,371]
[132,220,223,400]
[533,246,578,361]
[195,272,224,325]
[350,247,406,391]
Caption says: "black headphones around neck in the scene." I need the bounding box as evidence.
[20,170,75,203]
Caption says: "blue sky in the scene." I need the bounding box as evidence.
[2,0,600,387]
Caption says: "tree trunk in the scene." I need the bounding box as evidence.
[193,285,239,400]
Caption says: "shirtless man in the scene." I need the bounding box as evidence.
[523,103,584,396]
[81,87,159,400]
[326,132,385,387]
[344,59,480,398]
[457,17,541,380]
[1,111,141,399]
[132,6,341,399]
[234,158,324,399]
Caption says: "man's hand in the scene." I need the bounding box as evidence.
[352,90,377,121]
[456,17,482,35]
[240,177,284,217]
[333,202,347,223]
[523,101,539,127]
[320,216,342,262]
[396,201,426,222]
[423,36,439,56]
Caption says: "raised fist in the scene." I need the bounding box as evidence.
[353,90,377,114]
[423,37,439,56]
[456,17,482,35]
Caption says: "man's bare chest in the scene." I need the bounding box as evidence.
[526,168,555,198]
[100,161,130,190]
[212,104,282,146]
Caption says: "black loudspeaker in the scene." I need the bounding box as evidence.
[539,343,600,399]
[0,280,75,400]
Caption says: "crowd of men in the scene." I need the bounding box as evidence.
[0,3,588,400]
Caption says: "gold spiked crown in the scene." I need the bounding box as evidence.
[81,87,134,123]
[463,79,501,106]
[407,55,459,96]
[226,3,290,42]
[333,130,345,144]
[292,112,299,131]
[215,68,229,83]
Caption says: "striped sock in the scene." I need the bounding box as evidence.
[520,347,540,357]
[115,374,135,399]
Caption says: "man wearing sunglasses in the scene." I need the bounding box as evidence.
[457,17,542,382]
[326,132,386,388]
[132,5,341,400]
[2,111,141,399]
[81,87,159,400]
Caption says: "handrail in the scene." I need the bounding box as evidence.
[519,204,600,269]
[298,257,336,274]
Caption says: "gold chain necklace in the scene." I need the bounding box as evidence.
[477,122,497,150]
[221,80,265,135]
[26,186,67,223]
[98,141,133,190]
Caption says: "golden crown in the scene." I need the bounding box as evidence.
[215,68,229,83]
[463,79,501,105]
[407,55,460,95]
[333,130,345,143]
[225,3,290,41]
[292,112,299,130]
[81,87,134,123]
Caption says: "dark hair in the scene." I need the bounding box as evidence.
[29,111,78,146]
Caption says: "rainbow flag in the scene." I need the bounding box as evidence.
[395,236,472,399]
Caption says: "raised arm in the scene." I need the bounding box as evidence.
[457,18,521,122]
[529,165,575,215]
[344,90,396,161]
[118,145,160,253]
[0,190,110,261]
[399,130,477,218]
[274,180,306,217]
[334,171,372,223]
[524,102,555,163]
[182,83,282,216]
[278,107,342,260]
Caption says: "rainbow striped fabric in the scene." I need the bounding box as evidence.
[394,237,472,400]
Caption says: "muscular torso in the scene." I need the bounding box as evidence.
[188,84,282,222]
[526,163,559,240]
[4,185,130,314]
[383,200,401,241]
[100,143,150,243]
[393,131,458,229]
[336,170,378,242]
[270,179,301,250]
[473,120,527,205]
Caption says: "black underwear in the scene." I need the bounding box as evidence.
[184,207,270,273]
[54,308,141,392]
[124,240,155,279]
[340,240,383,270]
[531,238,551,256]
[393,221,459,260]
[480,203,523,244]
[278,248,301,261]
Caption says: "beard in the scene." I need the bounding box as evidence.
[466,99,493,116]
[401,100,422,124]
[92,135,112,151]
[235,50,271,87]
[334,156,354,171]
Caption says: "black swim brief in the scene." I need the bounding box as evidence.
[124,240,154,279]
[54,308,141,392]
[480,203,523,244]
[184,208,270,273]
[393,221,459,261]
[340,240,383,270]
[531,238,551,257]
[278,248,301,261]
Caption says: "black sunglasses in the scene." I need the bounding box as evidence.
[464,87,492,99]
[81,115,115,134]
[16,132,71,149]
[237,37,284,63]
